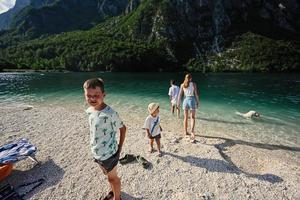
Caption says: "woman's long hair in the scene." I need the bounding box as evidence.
[183,74,192,88]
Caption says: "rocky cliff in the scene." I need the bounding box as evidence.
[0,0,299,72]
[0,0,31,30]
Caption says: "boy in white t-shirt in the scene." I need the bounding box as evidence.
[83,78,126,200]
[143,102,162,157]
[168,80,180,118]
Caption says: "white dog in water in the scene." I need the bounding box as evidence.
[236,110,260,119]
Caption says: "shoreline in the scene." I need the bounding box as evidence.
[1,69,71,73]
[1,104,299,199]
[1,69,300,74]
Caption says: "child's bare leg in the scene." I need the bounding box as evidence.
[107,166,121,200]
[171,105,175,114]
[183,109,189,135]
[156,138,161,156]
[176,107,180,118]
[149,139,154,152]
[156,138,161,152]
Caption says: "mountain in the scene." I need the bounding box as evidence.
[0,0,299,72]
[0,0,58,31]
[0,0,31,30]
[30,0,58,8]
[11,0,130,38]
[104,0,300,55]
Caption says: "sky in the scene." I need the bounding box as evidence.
[0,0,16,14]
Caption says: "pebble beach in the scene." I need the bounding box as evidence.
[1,103,300,200]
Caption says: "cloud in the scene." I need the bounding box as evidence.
[0,0,16,14]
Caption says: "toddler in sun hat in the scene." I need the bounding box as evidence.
[143,102,163,156]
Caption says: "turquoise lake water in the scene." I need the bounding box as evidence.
[0,72,299,147]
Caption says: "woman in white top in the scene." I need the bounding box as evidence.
[177,74,200,142]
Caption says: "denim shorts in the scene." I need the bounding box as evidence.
[94,150,120,173]
[182,96,197,110]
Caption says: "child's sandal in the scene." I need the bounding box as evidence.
[103,191,114,200]
[148,148,154,153]
[136,156,150,169]
[190,132,196,143]
[157,151,162,157]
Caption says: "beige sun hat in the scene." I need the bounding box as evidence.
[148,102,159,114]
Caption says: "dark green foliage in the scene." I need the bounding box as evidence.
[0,0,299,72]
[11,1,102,37]
[232,33,300,72]
[186,33,300,72]
[8,0,130,40]
[0,28,176,71]
[0,58,16,71]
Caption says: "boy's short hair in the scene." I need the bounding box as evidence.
[170,79,175,84]
[83,78,105,92]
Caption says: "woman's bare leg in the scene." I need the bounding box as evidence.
[190,110,196,140]
[183,109,189,135]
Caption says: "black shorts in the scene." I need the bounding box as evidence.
[149,134,161,140]
[94,151,120,173]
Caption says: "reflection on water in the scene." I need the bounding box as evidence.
[0,72,299,147]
